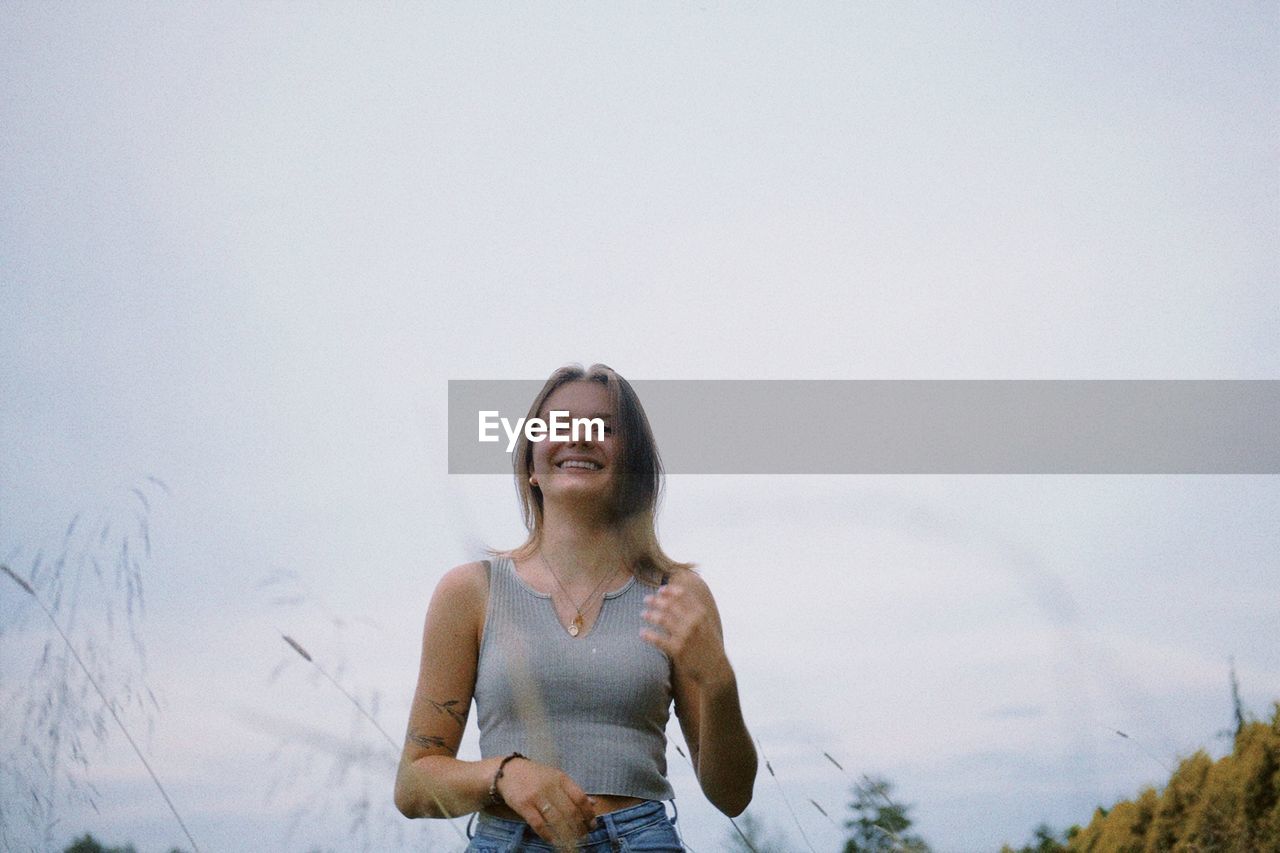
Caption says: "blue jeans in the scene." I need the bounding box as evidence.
[464,799,683,852]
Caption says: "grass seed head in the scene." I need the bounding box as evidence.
[2,563,36,596]
[282,634,313,662]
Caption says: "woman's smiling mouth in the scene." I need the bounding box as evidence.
[558,459,602,470]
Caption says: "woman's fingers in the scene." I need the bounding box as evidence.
[526,798,574,849]
[642,591,679,631]
[562,777,598,830]
[640,626,676,656]
[497,759,601,849]
[527,799,573,845]
[521,780,596,849]
[642,592,681,653]
[643,590,693,646]
[643,583,728,686]
[551,801,589,852]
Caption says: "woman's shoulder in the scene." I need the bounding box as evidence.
[421,560,494,649]
[430,559,493,610]
[653,563,719,607]
[673,564,712,590]
[633,553,698,586]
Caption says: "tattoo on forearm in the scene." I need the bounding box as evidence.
[408,730,457,754]
[404,696,467,754]
[427,697,468,727]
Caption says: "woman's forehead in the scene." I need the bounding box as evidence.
[542,380,613,415]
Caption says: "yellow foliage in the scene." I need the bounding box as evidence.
[1066,703,1280,852]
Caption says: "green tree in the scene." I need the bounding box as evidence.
[62,835,185,853]
[62,834,137,853]
[999,822,1071,852]
[843,774,930,853]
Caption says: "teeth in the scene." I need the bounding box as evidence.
[559,460,601,470]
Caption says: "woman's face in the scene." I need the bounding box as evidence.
[529,380,618,508]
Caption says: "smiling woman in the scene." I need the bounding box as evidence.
[395,363,758,852]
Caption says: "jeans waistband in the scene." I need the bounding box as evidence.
[473,798,669,839]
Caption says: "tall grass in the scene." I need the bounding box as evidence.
[256,571,422,852]
[0,480,194,852]
[278,632,470,848]
[1,563,200,853]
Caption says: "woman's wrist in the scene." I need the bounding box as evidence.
[398,753,505,819]
[698,655,736,694]
[487,751,526,806]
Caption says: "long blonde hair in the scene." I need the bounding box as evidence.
[491,363,695,585]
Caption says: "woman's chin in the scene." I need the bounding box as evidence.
[544,483,613,509]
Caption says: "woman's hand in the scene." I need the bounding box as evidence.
[494,757,598,851]
[640,571,733,690]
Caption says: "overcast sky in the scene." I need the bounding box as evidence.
[2,3,1277,852]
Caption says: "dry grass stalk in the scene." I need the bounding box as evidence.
[2,562,201,853]
[819,747,918,852]
[757,741,817,853]
[1,482,173,851]
[279,632,469,847]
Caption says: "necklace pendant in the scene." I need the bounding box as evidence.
[568,615,583,637]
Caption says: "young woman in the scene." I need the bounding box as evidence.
[395,364,757,852]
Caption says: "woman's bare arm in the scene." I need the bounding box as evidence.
[673,663,756,816]
[394,561,499,818]
[642,570,757,816]
[394,560,597,851]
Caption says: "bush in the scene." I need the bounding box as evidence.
[1067,703,1280,851]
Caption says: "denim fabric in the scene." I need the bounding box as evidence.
[465,799,683,852]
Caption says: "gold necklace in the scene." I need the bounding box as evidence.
[538,551,622,637]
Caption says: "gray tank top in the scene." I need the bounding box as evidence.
[474,555,675,801]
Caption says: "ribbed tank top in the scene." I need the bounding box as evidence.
[474,555,675,801]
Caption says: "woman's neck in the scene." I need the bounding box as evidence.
[535,509,624,584]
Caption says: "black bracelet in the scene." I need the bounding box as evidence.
[487,751,526,806]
